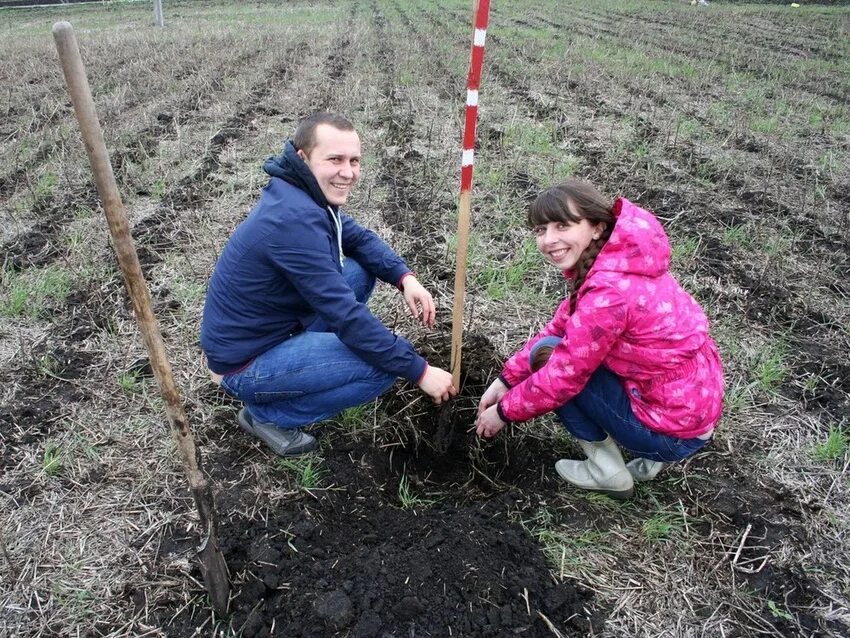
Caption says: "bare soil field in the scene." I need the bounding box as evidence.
[1,0,849,636]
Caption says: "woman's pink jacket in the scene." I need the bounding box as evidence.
[499,198,724,439]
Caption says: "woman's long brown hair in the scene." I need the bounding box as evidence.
[528,179,616,314]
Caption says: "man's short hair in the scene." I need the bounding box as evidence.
[294,113,356,155]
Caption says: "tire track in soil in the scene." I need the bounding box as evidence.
[0,41,273,272]
[408,12,846,634]
[570,5,845,68]
[488,5,850,201]
[438,6,850,264]
[392,1,541,217]
[490,7,850,235]
[368,0,459,277]
[545,5,849,104]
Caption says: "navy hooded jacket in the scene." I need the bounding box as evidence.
[200,141,427,382]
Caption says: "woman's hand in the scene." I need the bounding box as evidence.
[478,378,508,416]
[401,276,436,328]
[475,404,506,438]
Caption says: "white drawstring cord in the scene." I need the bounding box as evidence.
[328,206,344,266]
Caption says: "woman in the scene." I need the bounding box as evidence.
[476,179,724,499]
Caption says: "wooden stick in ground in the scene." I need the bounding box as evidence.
[450,0,491,389]
[51,21,229,614]
[451,190,472,388]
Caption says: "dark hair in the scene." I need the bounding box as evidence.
[294,112,356,155]
[528,179,616,314]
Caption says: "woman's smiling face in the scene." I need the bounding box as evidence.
[533,218,603,270]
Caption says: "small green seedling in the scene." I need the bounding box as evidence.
[118,370,142,393]
[766,600,793,621]
[812,425,849,464]
[43,442,62,476]
[397,473,434,510]
[642,513,682,543]
[278,456,323,490]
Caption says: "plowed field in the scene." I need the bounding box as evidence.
[1,1,849,636]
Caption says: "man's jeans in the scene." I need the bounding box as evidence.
[530,337,707,463]
[220,259,396,428]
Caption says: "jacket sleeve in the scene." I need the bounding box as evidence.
[499,280,628,423]
[340,213,411,286]
[500,296,572,387]
[267,212,426,383]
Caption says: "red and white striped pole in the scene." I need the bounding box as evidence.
[450,0,491,389]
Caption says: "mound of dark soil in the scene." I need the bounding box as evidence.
[213,482,598,638]
[158,332,602,636]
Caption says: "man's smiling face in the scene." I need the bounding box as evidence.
[298,124,361,206]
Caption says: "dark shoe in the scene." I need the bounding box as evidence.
[237,408,318,456]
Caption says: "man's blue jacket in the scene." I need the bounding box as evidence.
[200,141,427,382]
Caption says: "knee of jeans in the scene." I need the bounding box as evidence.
[529,336,562,367]
[220,375,239,396]
[344,259,375,300]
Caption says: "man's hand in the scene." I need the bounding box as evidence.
[477,378,508,416]
[401,276,436,328]
[417,365,457,405]
[475,404,506,438]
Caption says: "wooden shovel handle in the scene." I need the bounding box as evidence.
[52,22,229,614]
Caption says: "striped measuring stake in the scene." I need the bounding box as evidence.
[450,0,491,389]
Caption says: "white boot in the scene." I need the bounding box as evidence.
[626,458,666,482]
[555,437,634,500]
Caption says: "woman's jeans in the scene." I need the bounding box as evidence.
[220,259,396,429]
[530,337,707,463]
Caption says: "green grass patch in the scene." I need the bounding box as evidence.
[641,512,683,543]
[476,237,542,301]
[671,235,699,265]
[277,456,324,491]
[117,370,142,394]
[0,265,72,319]
[43,442,63,477]
[812,425,849,464]
[397,473,436,510]
[751,339,789,392]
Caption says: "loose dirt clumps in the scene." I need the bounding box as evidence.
[192,466,599,637]
[159,333,602,637]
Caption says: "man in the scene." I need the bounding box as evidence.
[201,113,456,456]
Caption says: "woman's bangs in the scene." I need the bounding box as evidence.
[528,189,582,227]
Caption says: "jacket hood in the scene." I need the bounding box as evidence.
[586,198,671,278]
[262,140,337,212]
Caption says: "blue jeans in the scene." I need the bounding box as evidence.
[220,259,396,429]
[530,337,707,463]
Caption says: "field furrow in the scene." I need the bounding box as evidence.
[1,1,848,637]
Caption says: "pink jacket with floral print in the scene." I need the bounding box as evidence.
[499,198,724,439]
